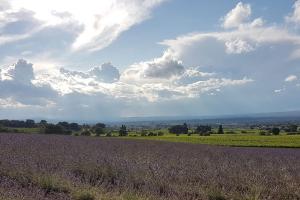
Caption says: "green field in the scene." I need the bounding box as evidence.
[126,134,300,148]
[2,126,300,148]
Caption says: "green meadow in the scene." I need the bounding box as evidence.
[125,133,300,148]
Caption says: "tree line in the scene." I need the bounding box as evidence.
[168,124,224,136]
[0,119,131,137]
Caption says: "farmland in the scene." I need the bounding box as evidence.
[126,134,300,148]
[0,133,299,200]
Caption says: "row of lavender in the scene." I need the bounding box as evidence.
[0,133,299,200]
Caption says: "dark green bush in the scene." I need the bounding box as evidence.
[74,133,80,136]
[157,131,164,136]
[148,132,154,136]
[169,123,188,135]
[217,125,224,134]
[199,132,211,136]
[119,125,128,136]
[44,124,70,135]
[81,130,92,136]
[272,127,280,135]
[259,131,267,136]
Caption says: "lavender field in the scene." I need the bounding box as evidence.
[0,133,299,200]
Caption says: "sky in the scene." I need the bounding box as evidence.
[0,0,300,121]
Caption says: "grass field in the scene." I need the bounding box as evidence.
[126,134,300,148]
[2,127,300,148]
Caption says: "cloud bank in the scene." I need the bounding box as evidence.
[1,1,300,120]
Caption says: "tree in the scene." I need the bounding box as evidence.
[40,120,47,125]
[69,123,81,131]
[94,127,105,136]
[183,123,188,134]
[217,125,224,134]
[81,129,92,136]
[94,123,106,129]
[196,125,212,136]
[44,124,66,135]
[119,125,128,136]
[271,127,280,135]
[285,124,298,133]
[93,123,106,136]
[57,121,69,129]
[25,119,35,128]
[169,124,189,135]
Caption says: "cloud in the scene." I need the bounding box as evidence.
[88,63,120,83]
[1,2,300,119]
[32,55,250,102]
[153,2,300,113]
[1,0,166,52]
[0,58,252,120]
[0,59,57,106]
[0,98,29,109]
[2,59,34,84]
[286,0,300,24]
[274,88,285,93]
[0,6,43,46]
[222,2,251,29]
[225,39,255,54]
[285,75,298,82]
[121,52,185,83]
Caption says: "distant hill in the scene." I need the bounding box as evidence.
[108,111,300,127]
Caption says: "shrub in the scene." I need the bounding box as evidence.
[148,132,154,136]
[140,131,147,137]
[0,125,8,132]
[271,127,280,135]
[157,131,164,136]
[200,132,211,136]
[286,132,300,135]
[81,130,92,136]
[217,125,224,134]
[195,125,212,135]
[36,175,70,194]
[169,123,188,135]
[119,125,128,136]
[74,133,80,136]
[259,131,267,136]
[43,124,70,135]
[93,123,106,136]
[106,132,112,137]
[94,128,105,136]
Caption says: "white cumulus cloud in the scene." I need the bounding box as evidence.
[222,2,251,29]
[286,0,300,24]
